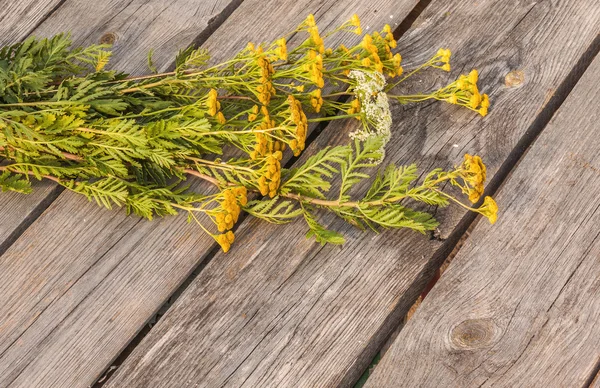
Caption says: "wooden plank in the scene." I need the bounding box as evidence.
[0,0,69,253]
[31,0,243,74]
[0,0,245,386]
[366,52,600,388]
[0,1,419,387]
[0,0,62,44]
[105,1,600,387]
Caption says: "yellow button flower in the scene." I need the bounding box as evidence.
[478,196,498,224]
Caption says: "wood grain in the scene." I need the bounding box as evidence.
[366,52,600,388]
[0,0,62,44]
[0,1,419,387]
[105,0,600,387]
[31,0,242,74]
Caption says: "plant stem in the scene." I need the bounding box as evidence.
[0,165,60,182]
[0,145,82,161]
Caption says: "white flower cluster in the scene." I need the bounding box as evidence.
[348,70,393,162]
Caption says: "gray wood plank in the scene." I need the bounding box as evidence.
[0,0,62,44]
[0,0,67,253]
[32,0,241,74]
[105,1,600,387]
[366,51,600,388]
[0,1,420,387]
[0,0,244,386]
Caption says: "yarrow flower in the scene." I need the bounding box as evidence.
[348,70,392,161]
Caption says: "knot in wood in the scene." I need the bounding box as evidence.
[100,32,117,45]
[505,70,525,87]
[450,318,499,349]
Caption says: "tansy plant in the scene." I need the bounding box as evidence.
[0,14,497,253]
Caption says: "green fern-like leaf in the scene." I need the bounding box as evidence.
[338,137,384,202]
[303,209,345,245]
[281,145,350,199]
[244,196,303,224]
[64,176,129,209]
[364,163,418,202]
[0,171,32,193]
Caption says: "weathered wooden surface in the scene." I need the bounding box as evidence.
[105,1,600,387]
[0,0,62,43]
[366,52,600,388]
[0,1,419,387]
[33,0,243,74]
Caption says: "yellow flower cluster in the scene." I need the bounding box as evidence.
[248,98,308,162]
[392,53,403,77]
[275,38,287,61]
[250,132,269,160]
[310,88,323,112]
[445,70,490,116]
[478,196,498,225]
[460,153,487,203]
[304,14,325,53]
[350,14,362,35]
[214,187,247,232]
[434,48,451,72]
[249,105,276,159]
[248,104,259,122]
[254,49,276,105]
[257,151,282,198]
[450,154,497,224]
[288,95,307,156]
[346,98,361,117]
[357,24,402,77]
[215,231,235,253]
[361,35,384,73]
[303,50,324,88]
[206,89,220,116]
